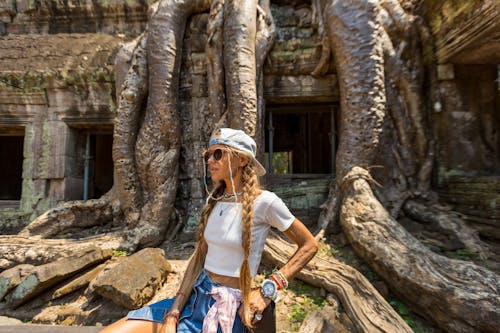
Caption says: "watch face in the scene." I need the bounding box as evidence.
[262,280,277,298]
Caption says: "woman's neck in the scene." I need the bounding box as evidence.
[224,183,242,195]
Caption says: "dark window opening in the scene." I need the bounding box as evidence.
[68,129,114,200]
[265,104,337,175]
[89,133,114,199]
[0,133,24,200]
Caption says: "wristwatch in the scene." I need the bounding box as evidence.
[260,279,278,301]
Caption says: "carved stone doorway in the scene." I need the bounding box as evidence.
[265,104,337,175]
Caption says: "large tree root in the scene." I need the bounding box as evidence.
[0,234,123,270]
[340,171,499,333]
[262,234,413,333]
[18,191,116,238]
[403,199,490,259]
[320,1,500,331]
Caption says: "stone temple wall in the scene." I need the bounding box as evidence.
[0,0,337,233]
[425,0,500,241]
[0,0,154,36]
[0,0,497,238]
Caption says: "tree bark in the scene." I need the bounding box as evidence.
[129,0,210,248]
[206,0,227,126]
[0,234,122,271]
[18,191,116,238]
[403,199,489,258]
[263,234,413,333]
[113,34,148,226]
[340,174,499,333]
[223,0,258,136]
[319,1,500,332]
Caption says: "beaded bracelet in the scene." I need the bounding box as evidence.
[270,270,289,290]
[164,309,180,325]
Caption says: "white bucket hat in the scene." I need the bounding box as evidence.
[209,128,266,176]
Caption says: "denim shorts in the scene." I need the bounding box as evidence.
[126,269,245,332]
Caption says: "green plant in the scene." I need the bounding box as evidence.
[389,299,430,333]
[112,249,127,257]
[455,249,480,262]
[289,295,327,328]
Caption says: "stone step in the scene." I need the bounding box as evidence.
[0,326,101,333]
[438,191,500,210]
[439,176,500,193]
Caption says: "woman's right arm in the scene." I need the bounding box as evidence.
[161,243,207,333]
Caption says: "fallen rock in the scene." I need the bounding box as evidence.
[298,306,338,333]
[50,263,107,300]
[0,315,23,325]
[6,247,112,308]
[92,248,172,309]
[0,264,34,301]
[33,303,89,325]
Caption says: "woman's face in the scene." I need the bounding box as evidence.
[205,144,248,183]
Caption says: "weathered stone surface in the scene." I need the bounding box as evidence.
[92,248,172,309]
[50,263,106,301]
[6,247,112,307]
[267,176,330,228]
[0,325,101,333]
[426,0,500,64]
[0,316,23,325]
[2,0,154,36]
[0,264,34,301]
[33,304,88,326]
[263,74,339,103]
[298,306,338,333]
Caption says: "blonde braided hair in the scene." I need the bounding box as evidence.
[182,181,226,298]
[239,162,260,328]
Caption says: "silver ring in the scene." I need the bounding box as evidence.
[254,313,263,321]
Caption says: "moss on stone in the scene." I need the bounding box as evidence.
[425,0,482,35]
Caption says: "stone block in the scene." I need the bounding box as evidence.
[6,247,112,308]
[51,263,106,300]
[190,52,207,75]
[298,306,338,333]
[0,264,35,301]
[191,75,208,98]
[92,248,172,309]
[437,64,455,80]
[47,121,69,179]
[264,74,339,101]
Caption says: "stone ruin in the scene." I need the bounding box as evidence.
[0,0,498,328]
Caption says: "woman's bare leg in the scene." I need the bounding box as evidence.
[100,318,163,333]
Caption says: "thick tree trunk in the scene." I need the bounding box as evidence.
[320,1,500,332]
[113,34,149,226]
[206,0,227,126]
[129,0,210,248]
[263,234,412,333]
[223,0,258,136]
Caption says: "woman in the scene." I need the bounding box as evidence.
[101,128,318,333]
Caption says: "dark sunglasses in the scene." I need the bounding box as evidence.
[203,148,224,162]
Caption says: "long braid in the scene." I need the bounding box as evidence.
[183,181,226,294]
[239,163,260,328]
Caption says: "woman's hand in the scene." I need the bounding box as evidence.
[159,316,178,333]
[238,288,272,324]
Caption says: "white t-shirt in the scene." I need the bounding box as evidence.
[204,190,295,277]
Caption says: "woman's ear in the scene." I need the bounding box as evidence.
[239,155,249,168]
